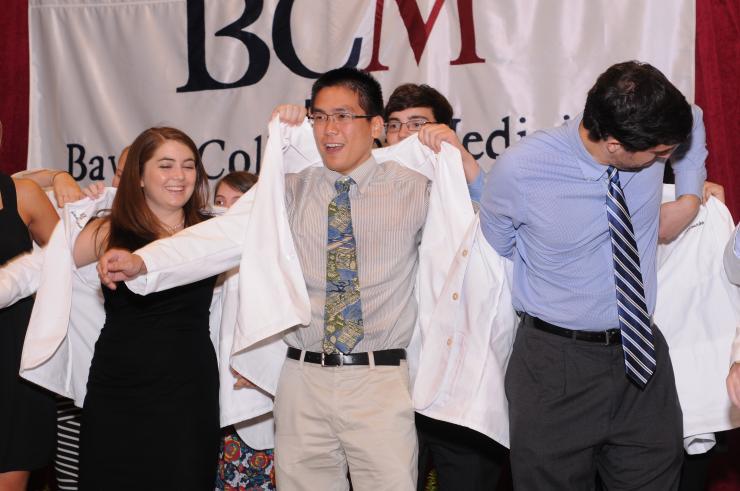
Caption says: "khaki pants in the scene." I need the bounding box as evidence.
[274,356,417,491]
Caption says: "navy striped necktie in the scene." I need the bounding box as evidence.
[606,166,656,388]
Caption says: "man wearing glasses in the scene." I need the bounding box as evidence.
[98,68,481,490]
[383,83,506,491]
[384,83,481,201]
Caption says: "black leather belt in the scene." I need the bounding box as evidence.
[286,347,406,366]
[527,315,622,346]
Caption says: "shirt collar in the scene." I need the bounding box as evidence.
[570,112,610,181]
[322,156,377,195]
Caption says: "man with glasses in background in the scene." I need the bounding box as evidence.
[384,83,481,202]
[383,83,508,491]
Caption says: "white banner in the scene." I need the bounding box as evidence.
[28,0,695,184]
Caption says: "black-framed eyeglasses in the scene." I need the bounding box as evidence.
[308,112,374,126]
[385,118,435,133]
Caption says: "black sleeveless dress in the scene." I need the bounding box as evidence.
[0,172,56,472]
[79,271,220,490]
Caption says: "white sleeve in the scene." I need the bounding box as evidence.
[0,248,44,308]
[126,190,255,295]
[725,225,740,286]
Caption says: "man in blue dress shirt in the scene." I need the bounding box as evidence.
[481,61,706,489]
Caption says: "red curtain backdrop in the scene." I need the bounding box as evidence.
[696,0,740,220]
[0,0,29,175]
[1,2,737,217]
[0,2,738,490]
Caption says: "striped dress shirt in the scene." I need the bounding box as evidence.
[283,156,429,352]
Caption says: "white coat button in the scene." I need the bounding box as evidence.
[452,292,459,300]
[447,337,453,346]
[462,249,469,257]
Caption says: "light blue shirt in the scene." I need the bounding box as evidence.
[467,170,484,204]
[480,107,707,331]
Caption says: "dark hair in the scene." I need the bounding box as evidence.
[106,127,209,251]
[215,171,258,200]
[310,67,383,117]
[384,83,454,126]
[582,61,692,152]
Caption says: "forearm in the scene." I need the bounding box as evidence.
[461,151,481,185]
[658,194,701,244]
[13,169,59,188]
[127,195,253,294]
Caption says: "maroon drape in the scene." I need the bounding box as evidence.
[0,1,29,176]
[0,1,739,490]
[1,2,737,216]
[696,0,740,219]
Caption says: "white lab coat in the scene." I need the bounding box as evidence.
[128,119,518,447]
[14,189,273,448]
[0,249,44,308]
[655,185,740,453]
[725,226,740,287]
[0,189,62,309]
[19,190,116,405]
[725,226,740,367]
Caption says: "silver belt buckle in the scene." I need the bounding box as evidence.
[321,352,326,367]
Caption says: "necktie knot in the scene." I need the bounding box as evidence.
[335,176,353,194]
[607,165,619,183]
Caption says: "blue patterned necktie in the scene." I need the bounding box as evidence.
[606,166,656,388]
[323,176,364,354]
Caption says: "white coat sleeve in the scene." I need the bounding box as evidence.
[726,227,740,365]
[0,248,44,308]
[725,226,740,287]
[127,190,255,295]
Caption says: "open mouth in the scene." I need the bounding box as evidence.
[324,143,344,154]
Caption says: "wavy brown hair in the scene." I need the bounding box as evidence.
[105,127,209,251]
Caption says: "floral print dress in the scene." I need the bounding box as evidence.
[215,427,275,490]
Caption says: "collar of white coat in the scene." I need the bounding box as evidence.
[272,116,471,194]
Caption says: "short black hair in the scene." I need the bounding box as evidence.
[582,61,692,152]
[310,67,383,117]
[384,83,454,126]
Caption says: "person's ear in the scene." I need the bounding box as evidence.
[605,137,623,155]
[371,115,384,139]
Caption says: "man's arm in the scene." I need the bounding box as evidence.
[479,151,522,258]
[417,124,483,204]
[659,105,708,243]
[417,124,481,182]
[100,191,255,294]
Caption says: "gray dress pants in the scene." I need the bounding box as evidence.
[505,315,683,490]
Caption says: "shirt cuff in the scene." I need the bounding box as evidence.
[124,251,153,295]
[467,170,484,204]
[674,169,706,200]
